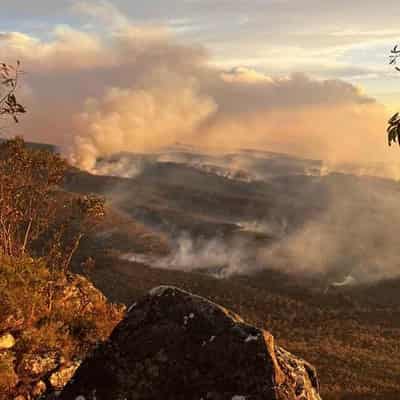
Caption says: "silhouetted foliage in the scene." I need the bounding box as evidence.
[388,46,400,145]
[0,61,26,124]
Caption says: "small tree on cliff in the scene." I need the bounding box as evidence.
[0,138,106,269]
[0,137,66,256]
[0,61,105,268]
[0,62,123,400]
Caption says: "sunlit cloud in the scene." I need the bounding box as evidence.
[0,2,394,171]
[0,0,397,179]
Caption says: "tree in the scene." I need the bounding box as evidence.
[388,46,400,146]
[0,61,104,268]
[0,61,123,400]
[0,137,67,257]
[0,137,107,270]
[0,61,26,124]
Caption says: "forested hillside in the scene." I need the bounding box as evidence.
[0,139,123,399]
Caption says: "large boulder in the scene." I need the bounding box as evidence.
[59,286,322,400]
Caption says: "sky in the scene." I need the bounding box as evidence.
[1,0,400,175]
[1,0,400,107]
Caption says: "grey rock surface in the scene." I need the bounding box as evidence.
[60,286,322,400]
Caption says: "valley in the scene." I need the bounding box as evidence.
[64,148,400,399]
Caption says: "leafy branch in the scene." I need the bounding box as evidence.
[387,46,400,146]
[389,44,400,71]
[0,61,26,124]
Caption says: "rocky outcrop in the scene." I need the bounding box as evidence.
[60,286,322,400]
[18,352,59,377]
[0,273,122,400]
[49,361,81,390]
[0,333,15,350]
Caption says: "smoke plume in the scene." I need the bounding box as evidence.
[259,175,400,283]
[123,232,252,278]
[0,1,397,177]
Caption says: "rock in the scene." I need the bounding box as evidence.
[19,352,58,377]
[50,362,81,390]
[61,274,109,313]
[59,286,322,400]
[32,380,47,397]
[0,333,16,349]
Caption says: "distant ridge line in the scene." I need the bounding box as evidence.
[0,138,59,153]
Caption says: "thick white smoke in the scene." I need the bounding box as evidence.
[73,79,217,171]
[123,233,252,278]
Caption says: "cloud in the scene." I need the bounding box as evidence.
[221,67,274,83]
[0,32,38,48]
[0,2,395,176]
[331,29,400,38]
[0,27,105,71]
[72,0,131,29]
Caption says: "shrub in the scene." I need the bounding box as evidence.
[0,254,124,399]
[0,139,124,398]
